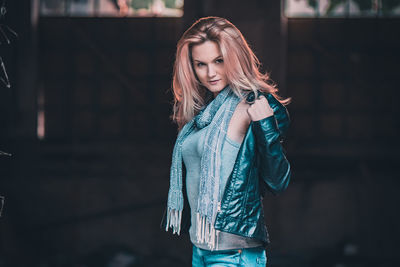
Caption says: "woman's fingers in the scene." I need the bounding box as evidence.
[247,95,274,121]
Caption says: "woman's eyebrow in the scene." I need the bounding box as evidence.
[193,55,223,63]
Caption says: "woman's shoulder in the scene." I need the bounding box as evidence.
[227,99,251,141]
[235,98,251,118]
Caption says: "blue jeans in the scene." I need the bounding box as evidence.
[192,245,267,266]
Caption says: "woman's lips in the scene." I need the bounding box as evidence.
[209,79,220,85]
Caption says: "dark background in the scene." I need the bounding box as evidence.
[1,0,399,266]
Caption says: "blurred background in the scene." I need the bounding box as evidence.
[0,0,399,266]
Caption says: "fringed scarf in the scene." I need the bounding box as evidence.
[165,85,241,250]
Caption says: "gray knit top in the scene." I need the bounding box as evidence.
[182,125,263,250]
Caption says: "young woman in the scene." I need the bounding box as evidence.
[162,16,291,266]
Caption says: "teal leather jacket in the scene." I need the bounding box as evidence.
[161,93,291,246]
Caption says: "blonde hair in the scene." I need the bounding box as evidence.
[172,16,289,129]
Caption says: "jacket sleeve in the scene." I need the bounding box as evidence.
[252,114,291,195]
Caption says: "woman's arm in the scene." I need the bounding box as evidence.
[253,116,291,194]
[247,94,291,194]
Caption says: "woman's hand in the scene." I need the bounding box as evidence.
[247,95,274,121]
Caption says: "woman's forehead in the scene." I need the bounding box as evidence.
[191,41,222,62]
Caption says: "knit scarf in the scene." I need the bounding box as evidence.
[165,85,241,250]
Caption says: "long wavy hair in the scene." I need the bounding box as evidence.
[171,16,290,129]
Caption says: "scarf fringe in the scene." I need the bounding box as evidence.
[196,213,220,251]
[165,207,182,235]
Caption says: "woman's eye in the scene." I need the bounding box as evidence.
[196,62,204,67]
[216,58,224,64]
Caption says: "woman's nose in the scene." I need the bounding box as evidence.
[207,65,216,77]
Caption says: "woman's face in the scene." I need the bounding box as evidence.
[191,41,228,97]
